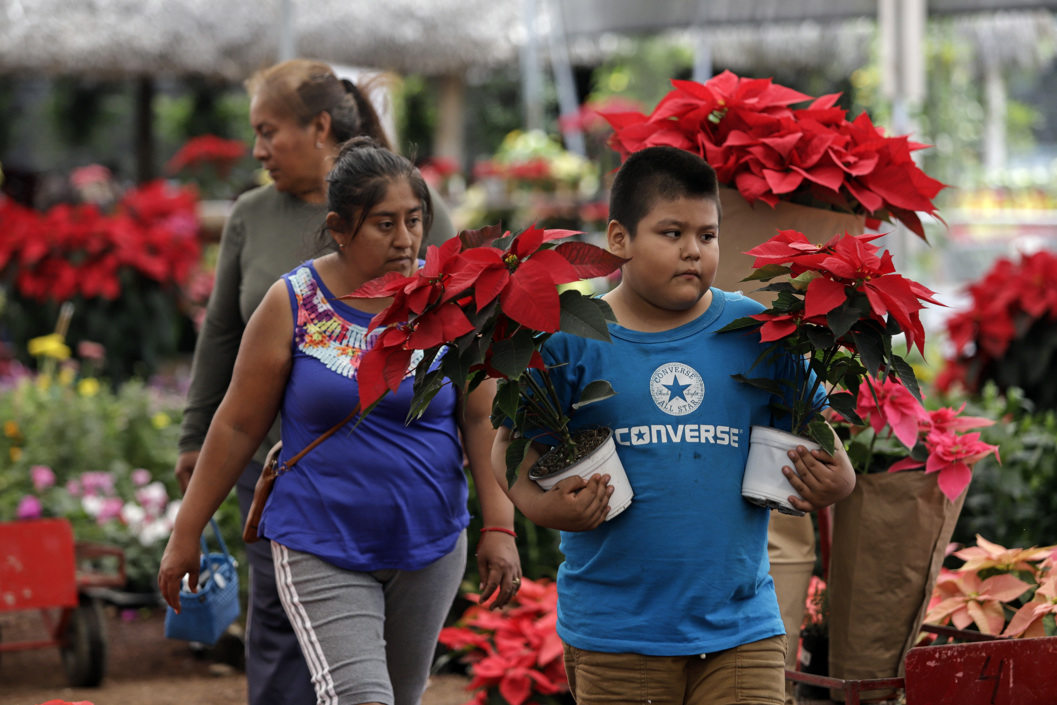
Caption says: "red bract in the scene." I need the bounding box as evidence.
[603,70,947,239]
[439,578,568,705]
[0,181,201,304]
[166,134,247,177]
[347,223,626,417]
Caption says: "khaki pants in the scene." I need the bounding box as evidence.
[563,635,786,705]
[768,513,817,705]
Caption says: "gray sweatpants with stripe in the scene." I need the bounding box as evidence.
[271,532,467,705]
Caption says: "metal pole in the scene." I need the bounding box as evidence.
[545,0,585,156]
[521,0,544,132]
[279,0,297,62]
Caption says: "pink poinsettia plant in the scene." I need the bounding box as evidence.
[602,70,946,239]
[438,578,568,705]
[837,376,1001,502]
[719,228,941,454]
[345,223,626,483]
[924,535,1057,638]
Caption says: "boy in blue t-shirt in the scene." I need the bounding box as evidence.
[492,146,855,705]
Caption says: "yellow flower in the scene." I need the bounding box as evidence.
[78,378,101,397]
[3,420,18,438]
[9,446,22,462]
[27,333,71,360]
[58,367,76,386]
[152,412,172,429]
[36,374,52,390]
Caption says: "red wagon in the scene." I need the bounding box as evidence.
[0,518,126,686]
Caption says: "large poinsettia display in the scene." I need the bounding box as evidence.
[602,71,946,240]
[346,224,626,482]
[720,228,942,452]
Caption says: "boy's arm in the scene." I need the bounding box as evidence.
[492,426,613,531]
[782,422,856,513]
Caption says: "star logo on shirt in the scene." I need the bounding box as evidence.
[649,363,705,416]
[663,376,691,403]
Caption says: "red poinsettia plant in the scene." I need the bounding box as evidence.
[602,70,946,239]
[165,134,247,178]
[0,181,201,302]
[719,228,941,453]
[836,376,1000,502]
[438,578,568,705]
[937,249,1057,413]
[345,223,626,483]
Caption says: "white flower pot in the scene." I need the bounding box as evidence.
[742,425,819,517]
[529,428,634,521]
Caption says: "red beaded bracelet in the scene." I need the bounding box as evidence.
[480,527,517,538]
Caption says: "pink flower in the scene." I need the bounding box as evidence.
[79,471,115,497]
[130,468,152,487]
[17,495,42,520]
[890,429,1000,502]
[856,377,928,449]
[135,482,170,516]
[66,478,83,498]
[76,340,106,361]
[96,497,125,524]
[30,464,56,492]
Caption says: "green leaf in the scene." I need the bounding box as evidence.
[890,355,923,405]
[558,291,613,341]
[806,325,835,350]
[743,264,791,281]
[717,316,762,334]
[826,392,862,425]
[807,418,836,455]
[408,377,449,421]
[572,380,616,409]
[489,328,537,379]
[492,379,521,424]
[852,325,884,377]
[505,437,531,488]
[827,304,861,340]
[731,373,785,396]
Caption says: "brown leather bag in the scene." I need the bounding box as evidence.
[242,403,361,544]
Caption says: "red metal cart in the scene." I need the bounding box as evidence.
[0,517,126,686]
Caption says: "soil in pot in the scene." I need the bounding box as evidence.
[529,427,612,479]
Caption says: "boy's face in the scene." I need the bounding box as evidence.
[608,195,719,314]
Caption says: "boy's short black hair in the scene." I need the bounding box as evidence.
[609,146,722,237]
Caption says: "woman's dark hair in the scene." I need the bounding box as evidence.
[320,136,433,247]
[245,59,391,150]
[609,146,722,237]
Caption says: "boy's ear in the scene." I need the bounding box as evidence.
[607,219,630,258]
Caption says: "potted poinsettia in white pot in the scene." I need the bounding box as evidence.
[348,223,635,519]
[718,227,942,515]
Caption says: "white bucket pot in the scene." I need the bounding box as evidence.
[742,425,820,517]
[529,428,634,521]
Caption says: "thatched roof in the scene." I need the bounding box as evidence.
[565,10,1057,78]
[0,0,520,80]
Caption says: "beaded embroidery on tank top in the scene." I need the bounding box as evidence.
[289,266,423,379]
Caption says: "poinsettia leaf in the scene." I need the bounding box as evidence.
[731,373,785,396]
[558,290,614,341]
[493,378,522,425]
[806,325,835,350]
[826,392,862,425]
[552,241,628,278]
[717,316,763,333]
[503,259,562,331]
[744,264,792,282]
[889,354,923,405]
[407,371,448,421]
[827,303,861,340]
[807,418,837,455]
[505,437,531,488]
[572,380,616,409]
[412,347,442,387]
[343,270,407,299]
[459,223,505,250]
[489,328,538,380]
[851,326,885,377]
